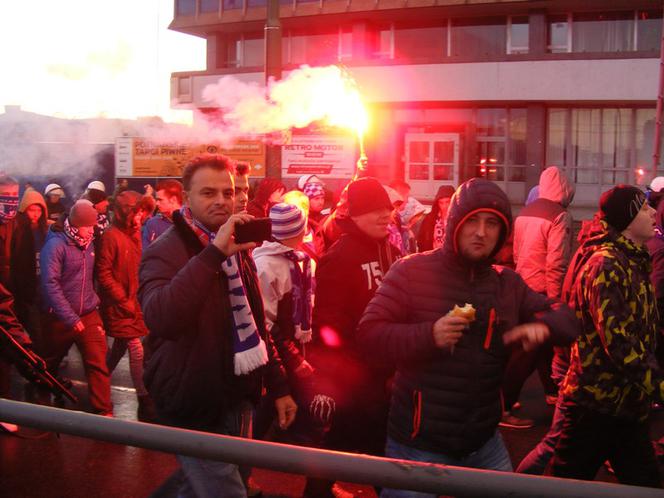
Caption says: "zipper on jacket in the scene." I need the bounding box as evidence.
[410,390,422,439]
[483,308,496,350]
[80,247,87,315]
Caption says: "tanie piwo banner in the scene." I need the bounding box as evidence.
[281,135,356,179]
[115,137,266,178]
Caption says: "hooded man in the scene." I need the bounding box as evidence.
[10,188,49,344]
[513,166,575,298]
[40,199,112,416]
[417,185,455,252]
[501,166,576,428]
[357,178,580,498]
[551,185,662,487]
[96,191,154,420]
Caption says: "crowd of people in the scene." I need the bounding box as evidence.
[1,157,664,497]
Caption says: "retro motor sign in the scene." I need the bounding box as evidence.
[281,135,356,179]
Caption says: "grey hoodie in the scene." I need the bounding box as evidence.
[513,166,575,298]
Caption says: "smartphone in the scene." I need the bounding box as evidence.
[235,218,272,244]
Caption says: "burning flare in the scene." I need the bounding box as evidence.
[201,65,369,145]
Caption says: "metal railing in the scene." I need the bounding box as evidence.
[1,398,663,498]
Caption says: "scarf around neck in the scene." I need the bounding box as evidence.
[283,249,313,344]
[64,217,94,249]
[180,206,268,375]
[0,195,19,222]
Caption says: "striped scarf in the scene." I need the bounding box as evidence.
[180,207,268,375]
[283,250,313,344]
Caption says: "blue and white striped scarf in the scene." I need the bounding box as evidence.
[181,207,268,375]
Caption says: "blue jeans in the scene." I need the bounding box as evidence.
[107,337,147,397]
[380,432,512,498]
[176,402,252,498]
[515,347,569,475]
[515,395,567,474]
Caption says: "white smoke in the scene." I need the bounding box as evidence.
[0,65,366,195]
[200,65,366,141]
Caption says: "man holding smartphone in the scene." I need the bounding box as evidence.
[139,154,296,498]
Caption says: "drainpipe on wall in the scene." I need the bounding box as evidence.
[264,0,282,179]
[652,11,664,177]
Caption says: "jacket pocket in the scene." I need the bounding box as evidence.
[483,308,497,350]
[410,390,422,439]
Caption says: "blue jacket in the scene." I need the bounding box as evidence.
[142,214,172,251]
[40,230,99,328]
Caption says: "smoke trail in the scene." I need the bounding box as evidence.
[200,65,367,141]
[0,65,367,195]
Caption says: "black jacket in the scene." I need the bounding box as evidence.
[139,211,289,431]
[358,178,580,457]
[310,218,400,406]
[11,213,47,306]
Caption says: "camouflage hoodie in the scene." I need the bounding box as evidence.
[561,220,662,420]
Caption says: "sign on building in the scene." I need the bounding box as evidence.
[115,137,266,177]
[282,135,356,179]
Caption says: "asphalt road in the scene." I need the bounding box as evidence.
[1,344,663,498]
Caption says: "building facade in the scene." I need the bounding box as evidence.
[169,0,663,215]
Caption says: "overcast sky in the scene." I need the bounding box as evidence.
[1,0,206,123]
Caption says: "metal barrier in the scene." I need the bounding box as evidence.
[1,398,663,498]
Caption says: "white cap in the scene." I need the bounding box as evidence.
[44,183,65,198]
[297,174,324,190]
[650,176,664,193]
[87,180,106,193]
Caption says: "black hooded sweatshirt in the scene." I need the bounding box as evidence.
[358,178,580,457]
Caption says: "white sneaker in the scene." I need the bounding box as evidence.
[0,422,18,433]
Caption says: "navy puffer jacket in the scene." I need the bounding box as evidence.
[358,179,580,457]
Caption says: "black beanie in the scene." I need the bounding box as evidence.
[599,185,646,232]
[85,188,107,206]
[347,178,393,217]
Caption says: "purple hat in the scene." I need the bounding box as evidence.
[269,203,306,240]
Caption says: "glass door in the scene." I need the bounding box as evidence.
[405,133,459,200]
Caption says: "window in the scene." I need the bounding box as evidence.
[476,108,507,182]
[548,10,662,53]
[546,107,661,187]
[637,10,663,51]
[243,36,264,67]
[451,17,506,57]
[508,16,529,54]
[370,23,446,60]
[339,26,353,61]
[475,108,526,183]
[283,30,343,65]
[548,15,570,53]
[200,0,218,13]
[223,0,242,10]
[372,24,393,59]
[573,12,633,53]
[394,25,446,60]
[222,34,264,68]
[177,0,195,16]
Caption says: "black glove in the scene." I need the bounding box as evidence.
[309,394,336,425]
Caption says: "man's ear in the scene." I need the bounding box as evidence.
[182,191,189,206]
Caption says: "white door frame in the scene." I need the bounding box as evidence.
[405,132,460,201]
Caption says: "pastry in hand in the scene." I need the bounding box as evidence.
[450,303,476,322]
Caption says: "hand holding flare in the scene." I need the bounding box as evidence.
[432,303,476,354]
